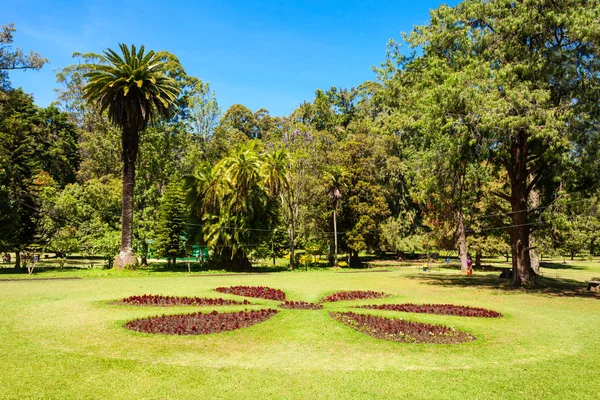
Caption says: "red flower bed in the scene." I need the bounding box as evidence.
[116,294,249,307]
[320,290,388,303]
[279,301,323,310]
[124,309,278,335]
[357,303,502,318]
[214,286,286,301]
[330,312,475,344]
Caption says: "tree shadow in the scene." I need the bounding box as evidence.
[539,261,585,270]
[141,261,288,274]
[405,272,599,300]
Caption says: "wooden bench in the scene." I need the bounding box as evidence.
[585,280,600,293]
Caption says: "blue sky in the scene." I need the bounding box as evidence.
[4,0,453,116]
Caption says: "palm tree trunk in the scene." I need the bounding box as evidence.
[114,126,139,269]
[333,208,338,266]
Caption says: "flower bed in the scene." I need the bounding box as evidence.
[279,301,323,310]
[357,303,502,318]
[320,290,388,303]
[124,309,278,335]
[330,312,475,344]
[116,294,250,307]
[214,286,286,301]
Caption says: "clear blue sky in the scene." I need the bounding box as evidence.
[4,0,453,116]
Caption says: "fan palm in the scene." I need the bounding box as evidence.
[83,44,179,268]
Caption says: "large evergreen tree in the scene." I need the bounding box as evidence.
[380,0,600,286]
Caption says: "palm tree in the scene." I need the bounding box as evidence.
[83,44,179,268]
[261,148,289,198]
[324,166,346,266]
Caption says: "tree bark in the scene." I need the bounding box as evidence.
[475,250,482,269]
[508,134,535,287]
[457,210,468,271]
[333,208,338,266]
[14,251,20,269]
[141,241,148,267]
[529,188,540,274]
[114,125,139,269]
[288,227,295,269]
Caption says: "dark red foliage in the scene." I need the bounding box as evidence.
[320,290,388,303]
[279,301,323,310]
[116,294,250,307]
[214,286,286,301]
[357,303,502,318]
[124,309,278,335]
[330,312,475,344]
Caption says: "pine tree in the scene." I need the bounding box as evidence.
[154,182,188,266]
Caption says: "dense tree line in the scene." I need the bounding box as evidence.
[1,0,600,286]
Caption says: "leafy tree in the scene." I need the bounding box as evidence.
[48,227,79,268]
[380,0,600,286]
[83,44,180,268]
[0,23,47,90]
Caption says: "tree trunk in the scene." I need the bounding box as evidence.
[333,208,338,266]
[475,250,482,269]
[141,241,148,267]
[457,210,468,271]
[289,227,295,269]
[14,251,20,269]
[508,138,535,287]
[530,236,540,274]
[114,126,139,269]
[528,188,540,274]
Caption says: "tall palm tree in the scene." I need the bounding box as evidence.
[324,166,346,266]
[83,44,179,268]
[261,148,289,198]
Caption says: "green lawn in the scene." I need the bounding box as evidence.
[1,264,599,399]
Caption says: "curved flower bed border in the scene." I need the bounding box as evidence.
[357,303,502,318]
[215,286,286,301]
[320,290,389,303]
[124,309,278,335]
[330,312,475,344]
[279,301,323,310]
[116,294,250,307]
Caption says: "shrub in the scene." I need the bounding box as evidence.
[279,301,323,310]
[215,286,286,301]
[357,303,502,318]
[124,309,277,335]
[116,294,249,307]
[320,290,389,303]
[330,312,475,344]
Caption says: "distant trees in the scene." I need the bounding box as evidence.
[0,89,79,267]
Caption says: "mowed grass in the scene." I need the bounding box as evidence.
[1,267,599,399]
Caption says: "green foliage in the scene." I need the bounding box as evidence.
[83,44,180,132]
[0,23,47,90]
[48,227,79,268]
[188,144,280,269]
[154,182,188,262]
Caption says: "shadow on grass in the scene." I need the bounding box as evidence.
[405,272,599,300]
[0,265,95,275]
[539,261,585,270]
[141,261,288,274]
